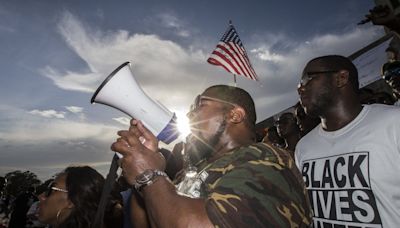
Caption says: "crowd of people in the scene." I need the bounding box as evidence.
[107,48,400,227]
[107,48,399,227]
[1,4,400,228]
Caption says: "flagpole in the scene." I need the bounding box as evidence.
[234,74,237,87]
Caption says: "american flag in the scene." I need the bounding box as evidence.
[207,22,258,81]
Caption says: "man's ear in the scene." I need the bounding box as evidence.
[229,107,246,124]
[336,70,349,88]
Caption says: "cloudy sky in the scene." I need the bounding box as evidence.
[0,0,385,181]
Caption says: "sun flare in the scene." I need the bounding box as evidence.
[175,111,191,140]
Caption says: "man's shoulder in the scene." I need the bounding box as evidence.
[366,104,400,121]
[369,103,400,110]
[205,142,313,227]
[205,142,295,181]
[221,142,292,166]
[237,142,283,154]
[207,142,299,186]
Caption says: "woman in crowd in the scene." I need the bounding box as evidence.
[37,166,122,228]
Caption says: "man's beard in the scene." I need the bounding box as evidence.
[305,85,335,118]
[186,117,227,162]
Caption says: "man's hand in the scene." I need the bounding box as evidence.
[364,5,400,33]
[366,5,395,24]
[111,119,166,184]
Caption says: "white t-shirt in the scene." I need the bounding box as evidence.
[295,104,400,228]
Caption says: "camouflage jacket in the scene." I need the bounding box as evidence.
[175,142,313,227]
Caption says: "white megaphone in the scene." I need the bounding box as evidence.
[91,62,179,144]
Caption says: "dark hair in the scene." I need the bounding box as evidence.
[203,85,257,126]
[309,55,359,93]
[265,125,285,146]
[277,112,296,122]
[58,166,105,228]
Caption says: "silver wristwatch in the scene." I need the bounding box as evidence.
[134,169,168,192]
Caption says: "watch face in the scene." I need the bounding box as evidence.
[136,169,154,184]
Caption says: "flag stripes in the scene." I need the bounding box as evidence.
[207,23,258,81]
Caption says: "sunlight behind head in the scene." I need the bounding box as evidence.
[175,111,191,141]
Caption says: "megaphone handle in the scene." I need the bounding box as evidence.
[93,153,120,227]
[116,152,123,159]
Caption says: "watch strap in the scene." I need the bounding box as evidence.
[134,169,169,192]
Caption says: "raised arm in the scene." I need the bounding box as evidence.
[366,5,400,36]
[111,119,214,227]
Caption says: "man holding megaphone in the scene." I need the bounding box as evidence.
[111,85,312,227]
